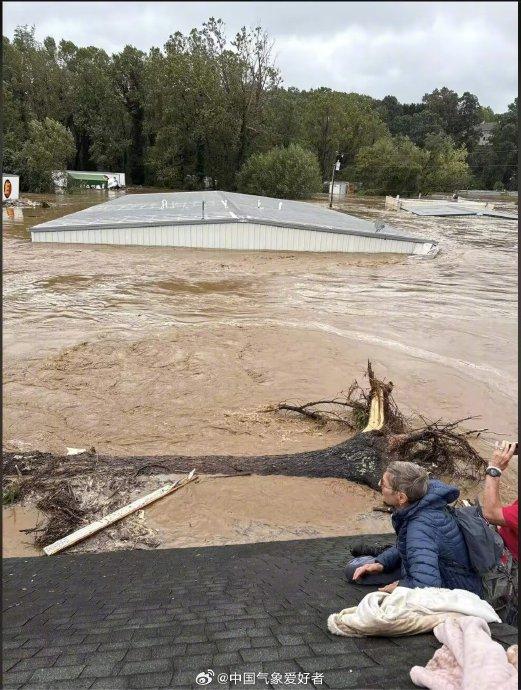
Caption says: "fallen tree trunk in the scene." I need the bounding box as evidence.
[3,362,486,497]
[3,430,387,490]
[3,362,490,551]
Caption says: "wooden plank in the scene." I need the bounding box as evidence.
[43,469,196,556]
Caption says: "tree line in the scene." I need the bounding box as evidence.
[2,21,518,197]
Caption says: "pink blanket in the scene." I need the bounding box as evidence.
[410,616,518,690]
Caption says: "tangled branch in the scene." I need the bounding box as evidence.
[278,360,487,481]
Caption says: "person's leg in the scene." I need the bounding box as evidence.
[344,556,401,586]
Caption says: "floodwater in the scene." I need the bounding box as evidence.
[2,504,43,557]
[2,474,392,558]
[145,474,391,548]
[2,189,518,550]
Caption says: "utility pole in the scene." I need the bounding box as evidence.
[329,153,342,209]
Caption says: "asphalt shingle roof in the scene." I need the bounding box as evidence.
[3,534,517,689]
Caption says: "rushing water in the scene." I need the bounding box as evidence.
[3,190,518,461]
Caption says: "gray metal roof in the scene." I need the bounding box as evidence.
[401,201,477,217]
[31,191,436,245]
[482,210,518,220]
[400,199,518,220]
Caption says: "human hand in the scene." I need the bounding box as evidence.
[352,562,384,581]
[491,441,517,471]
[378,581,399,594]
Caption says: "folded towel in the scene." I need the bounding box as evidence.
[410,616,518,690]
[328,586,501,637]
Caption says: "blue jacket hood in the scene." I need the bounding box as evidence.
[392,479,460,529]
[376,478,481,595]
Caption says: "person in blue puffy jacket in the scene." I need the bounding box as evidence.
[347,461,482,596]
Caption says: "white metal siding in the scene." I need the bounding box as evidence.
[31,222,431,255]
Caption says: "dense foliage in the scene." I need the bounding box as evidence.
[3,22,517,194]
[237,144,321,199]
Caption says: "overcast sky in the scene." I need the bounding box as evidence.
[3,1,518,111]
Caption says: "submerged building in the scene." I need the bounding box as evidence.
[52,170,126,190]
[30,191,438,255]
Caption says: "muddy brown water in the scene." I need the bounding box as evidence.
[2,504,44,557]
[2,189,518,554]
[2,474,392,558]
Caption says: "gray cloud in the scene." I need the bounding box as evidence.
[3,1,518,110]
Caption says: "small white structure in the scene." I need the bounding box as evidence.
[30,191,438,255]
[2,175,20,201]
[53,170,126,190]
[3,206,23,222]
[328,180,348,197]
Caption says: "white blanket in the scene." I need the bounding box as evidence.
[410,617,518,690]
[327,586,501,637]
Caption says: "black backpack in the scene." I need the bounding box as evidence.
[447,503,516,619]
[446,504,504,574]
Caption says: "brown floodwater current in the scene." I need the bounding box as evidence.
[3,189,518,555]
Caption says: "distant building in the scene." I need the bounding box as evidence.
[53,170,126,190]
[328,180,348,197]
[477,122,496,145]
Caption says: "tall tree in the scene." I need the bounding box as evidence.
[261,87,305,149]
[422,87,481,150]
[455,91,481,150]
[490,98,518,189]
[355,136,427,195]
[112,46,146,184]
[302,89,389,179]
[18,117,75,191]
[422,87,460,134]
[421,132,472,193]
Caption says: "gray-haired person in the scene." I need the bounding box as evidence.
[345,461,482,595]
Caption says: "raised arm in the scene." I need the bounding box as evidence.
[482,441,516,526]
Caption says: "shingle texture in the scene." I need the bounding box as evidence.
[3,534,517,689]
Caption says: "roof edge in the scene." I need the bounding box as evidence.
[30,216,437,246]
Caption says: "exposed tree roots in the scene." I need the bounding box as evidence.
[33,484,87,549]
[3,361,488,550]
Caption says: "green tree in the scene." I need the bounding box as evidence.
[376,95,403,128]
[144,18,279,189]
[3,20,506,197]
[17,117,75,192]
[420,133,472,193]
[455,91,481,150]
[58,44,128,171]
[112,46,146,184]
[355,136,427,195]
[237,144,321,199]
[468,99,517,189]
[302,89,388,178]
[422,87,481,150]
[405,109,444,146]
[422,87,460,134]
[467,143,498,189]
[3,28,68,171]
[262,87,305,149]
[479,106,497,123]
[490,98,518,190]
